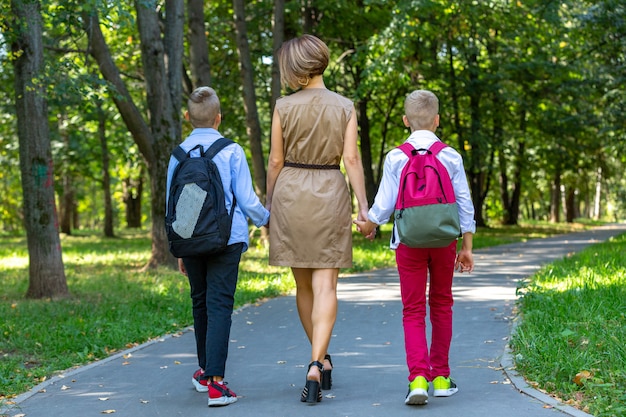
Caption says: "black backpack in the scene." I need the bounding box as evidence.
[165,138,235,258]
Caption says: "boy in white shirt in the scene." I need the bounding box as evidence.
[354,89,475,406]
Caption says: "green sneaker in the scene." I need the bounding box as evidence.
[405,376,429,405]
[432,376,458,397]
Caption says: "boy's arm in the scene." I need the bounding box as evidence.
[231,145,270,227]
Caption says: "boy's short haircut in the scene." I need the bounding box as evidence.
[404,90,439,131]
[188,86,220,128]
[278,34,329,90]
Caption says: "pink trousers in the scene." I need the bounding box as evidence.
[395,241,457,382]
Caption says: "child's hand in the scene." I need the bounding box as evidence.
[178,258,187,275]
[455,250,474,273]
[353,218,376,240]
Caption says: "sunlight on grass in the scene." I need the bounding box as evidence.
[512,234,626,417]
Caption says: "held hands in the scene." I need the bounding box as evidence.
[353,209,376,241]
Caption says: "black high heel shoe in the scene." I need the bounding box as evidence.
[300,361,323,404]
[321,354,333,390]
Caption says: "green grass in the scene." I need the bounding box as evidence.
[0,220,614,414]
[511,233,626,417]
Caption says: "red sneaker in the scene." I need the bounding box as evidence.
[208,380,238,407]
[191,369,208,392]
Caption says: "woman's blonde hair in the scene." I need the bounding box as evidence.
[404,90,439,130]
[278,34,329,90]
[187,86,220,128]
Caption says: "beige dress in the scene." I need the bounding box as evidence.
[269,88,354,268]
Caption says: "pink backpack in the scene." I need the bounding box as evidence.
[393,141,461,248]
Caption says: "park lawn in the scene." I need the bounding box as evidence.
[511,232,626,417]
[0,219,618,416]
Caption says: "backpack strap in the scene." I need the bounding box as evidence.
[428,140,448,155]
[172,145,189,162]
[397,140,448,157]
[203,137,237,215]
[204,137,235,159]
[397,142,415,158]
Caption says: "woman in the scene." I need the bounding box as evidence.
[266,34,369,404]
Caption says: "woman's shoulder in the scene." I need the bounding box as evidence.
[319,89,353,106]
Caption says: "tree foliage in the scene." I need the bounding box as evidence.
[1,0,625,291]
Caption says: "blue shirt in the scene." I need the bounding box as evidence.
[368,129,476,249]
[166,128,270,253]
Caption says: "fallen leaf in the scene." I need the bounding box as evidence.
[573,370,592,386]
[122,361,130,366]
[123,353,132,359]
[174,361,181,365]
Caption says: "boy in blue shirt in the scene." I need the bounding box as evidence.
[166,86,269,407]
[355,90,475,406]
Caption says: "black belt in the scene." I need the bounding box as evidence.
[284,161,340,170]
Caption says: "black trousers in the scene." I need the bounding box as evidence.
[182,243,243,378]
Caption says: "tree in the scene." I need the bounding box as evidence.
[187,0,212,90]
[7,0,68,298]
[84,0,184,268]
[232,0,267,198]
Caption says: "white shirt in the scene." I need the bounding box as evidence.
[368,129,476,249]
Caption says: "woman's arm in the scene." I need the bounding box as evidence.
[342,107,369,221]
[266,109,285,210]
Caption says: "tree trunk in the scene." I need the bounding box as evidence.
[98,102,115,237]
[358,98,376,206]
[507,108,527,226]
[136,0,184,269]
[232,0,267,198]
[498,150,510,224]
[508,139,524,225]
[124,173,144,228]
[467,49,488,228]
[270,0,284,117]
[302,0,315,33]
[187,0,211,89]
[59,113,73,235]
[447,42,482,227]
[593,167,602,220]
[565,186,576,223]
[550,168,561,223]
[60,173,74,235]
[10,0,68,299]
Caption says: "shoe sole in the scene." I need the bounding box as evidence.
[208,396,238,407]
[191,377,208,393]
[405,388,428,405]
[433,387,458,397]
